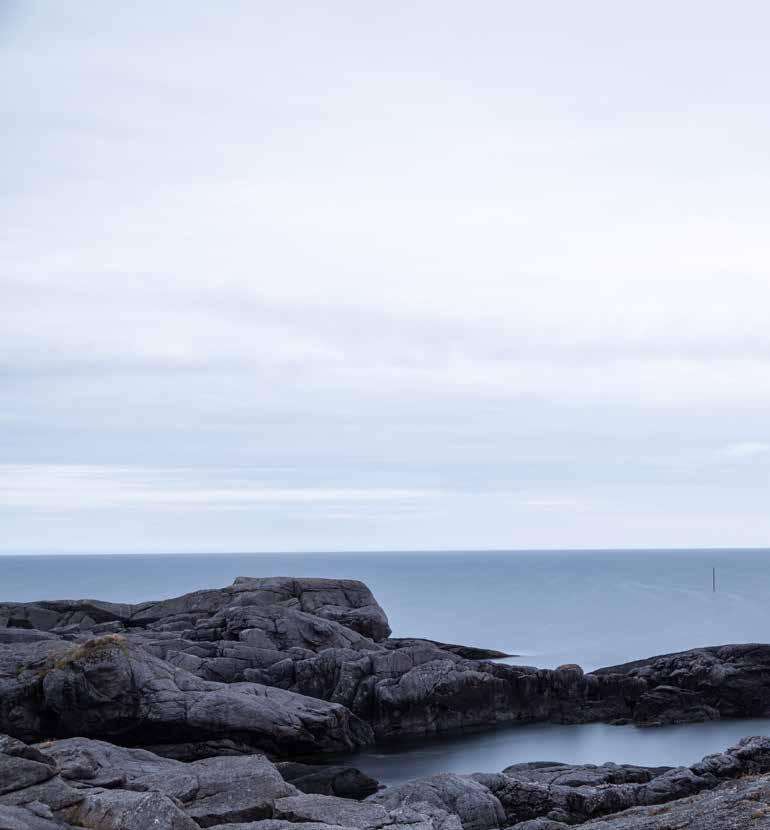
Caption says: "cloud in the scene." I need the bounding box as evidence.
[717,442,770,459]
[0,465,438,511]
[5,3,770,550]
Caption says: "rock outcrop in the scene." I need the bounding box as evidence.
[1,634,371,758]
[3,574,770,827]
[595,643,770,724]
[4,577,770,754]
[0,733,459,830]
[3,731,770,829]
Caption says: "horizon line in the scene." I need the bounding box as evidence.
[2,546,770,557]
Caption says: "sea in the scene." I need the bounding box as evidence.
[2,548,770,783]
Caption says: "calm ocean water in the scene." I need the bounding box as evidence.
[3,549,769,669]
[2,549,769,781]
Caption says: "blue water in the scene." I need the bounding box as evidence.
[3,549,769,781]
[3,549,769,670]
[336,718,770,785]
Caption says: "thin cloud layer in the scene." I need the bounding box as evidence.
[3,2,770,551]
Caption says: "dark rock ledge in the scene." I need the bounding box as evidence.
[1,576,770,828]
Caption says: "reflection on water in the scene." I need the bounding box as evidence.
[336,719,770,785]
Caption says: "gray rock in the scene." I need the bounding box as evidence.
[500,761,668,787]
[274,793,393,826]
[0,738,83,816]
[0,755,57,798]
[6,576,770,758]
[191,604,379,655]
[34,636,372,756]
[274,762,379,799]
[130,577,391,643]
[183,755,298,827]
[36,738,198,797]
[579,773,770,828]
[205,800,462,830]
[370,773,507,830]
[272,793,461,828]
[366,736,770,829]
[60,788,198,830]
[5,729,770,830]
[631,685,720,726]
[0,804,76,830]
[33,737,300,826]
[0,641,72,742]
[0,631,60,646]
[594,643,770,723]
[385,639,513,661]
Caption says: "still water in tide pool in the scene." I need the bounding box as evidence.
[333,718,770,785]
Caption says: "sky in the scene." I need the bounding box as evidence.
[2,1,770,553]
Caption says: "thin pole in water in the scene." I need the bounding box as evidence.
[713,567,716,592]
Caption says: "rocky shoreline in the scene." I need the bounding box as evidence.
[2,575,770,828]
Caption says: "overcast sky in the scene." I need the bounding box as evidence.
[3,1,770,553]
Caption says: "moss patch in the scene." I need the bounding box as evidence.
[36,634,129,679]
